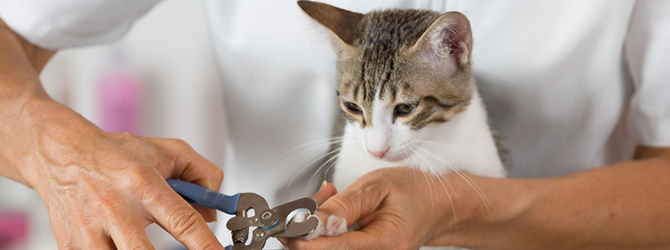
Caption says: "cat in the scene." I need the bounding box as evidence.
[296,1,507,248]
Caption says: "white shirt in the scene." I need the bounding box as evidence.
[2,0,670,248]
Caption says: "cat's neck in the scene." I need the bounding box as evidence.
[417,89,505,177]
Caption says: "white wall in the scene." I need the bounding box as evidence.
[0,0,225,249]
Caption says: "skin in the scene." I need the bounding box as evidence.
[285,146,670,250]
[0,19,225,249]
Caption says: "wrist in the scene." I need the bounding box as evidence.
[1,93,101,188]
[429,174,536,247]
[0,90,44,186]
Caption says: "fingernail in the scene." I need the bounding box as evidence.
[319,180,328,192]
[211,210,218,222]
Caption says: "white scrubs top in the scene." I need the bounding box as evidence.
[2,0,669,248]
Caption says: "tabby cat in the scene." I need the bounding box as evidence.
[297,1,506,248]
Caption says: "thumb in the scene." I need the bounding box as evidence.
[313,181,338,205]
[316,179,391,229]
[286,178,395,250]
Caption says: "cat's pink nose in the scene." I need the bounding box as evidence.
[368,147,389,158]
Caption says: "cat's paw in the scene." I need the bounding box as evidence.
[294,213,348,240]
[324,214,347,237]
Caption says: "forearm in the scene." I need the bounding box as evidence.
[444,150,670,250]
[0,18,59,186]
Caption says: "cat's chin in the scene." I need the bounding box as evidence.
[375,153,410,163]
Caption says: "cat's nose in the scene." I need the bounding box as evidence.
[368,147,389,158]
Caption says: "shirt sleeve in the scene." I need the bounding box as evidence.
[625,0,670,147]
[0,0,162,50]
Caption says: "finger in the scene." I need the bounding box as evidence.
[55,229,116,250]
[50,216,76,249]
[49,209,116,250]
[147,137,223,189]
[165,138,223,189]
[313,181,338,205]
[287,229,394,250]
[354,211,378,229]
[149,137,224,221]
[106,223,153,250]
[316,179,390,228]
[296,217,414,250]
[194,205,217,222]
[147,182,224,250]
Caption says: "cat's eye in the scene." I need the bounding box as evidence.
[394,103,417,116]
[344,102,362,114]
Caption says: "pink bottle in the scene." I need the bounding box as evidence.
[98,46,143,135]
[0,211,27,249]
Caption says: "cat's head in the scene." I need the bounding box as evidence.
[299,1,475,161]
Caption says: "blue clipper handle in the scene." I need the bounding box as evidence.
[166,179,240,215]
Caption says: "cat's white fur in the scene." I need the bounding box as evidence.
[334,90,505,192]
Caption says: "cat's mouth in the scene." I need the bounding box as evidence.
[372,147,412,163]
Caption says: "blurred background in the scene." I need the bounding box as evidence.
[0,0,225,249]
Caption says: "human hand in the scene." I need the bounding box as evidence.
[1,20,224,249]
[16,101,225,249]
[284,167,494,250]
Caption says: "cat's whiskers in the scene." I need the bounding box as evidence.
[415,139,513,179]
[408,147,437,215]
[405,150,420,184]
[413,146,458,198]
[284,146,342,196]
[411,140,458,150]
[410,146,458,225]
[307,148,342,195]
[322,156,341,184]
[280,136,346,158]
[407,147,439,213]
[414,146,494,222]
[408,142,460,199]
[284,138,344,168]
[281,137,353,195]
[309,148,342,184]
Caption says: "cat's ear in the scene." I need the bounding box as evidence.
[409,12,473,68]
[298,0,363,57]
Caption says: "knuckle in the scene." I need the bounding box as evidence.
[118,131,140,140]
[212,167,224,183]
[327,193,356,218]
[118,166,154,190]
[171,138,192,149]
[92,189,123,215]
[166,209,202,238]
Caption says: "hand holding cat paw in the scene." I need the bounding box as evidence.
[284,167,472,250]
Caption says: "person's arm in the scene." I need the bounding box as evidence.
[286,146,670,250]
[0,19,225,249]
